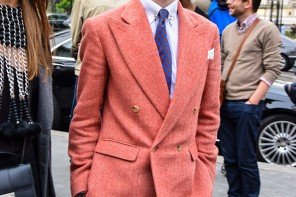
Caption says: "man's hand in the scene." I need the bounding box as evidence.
[75,193,86,197]
[246,80,270,105]
[71,43,81,61]
[245,100,257,105]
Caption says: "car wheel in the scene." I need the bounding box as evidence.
[257,114,296,167]
[52,94,61,130]
[281,54,293,71]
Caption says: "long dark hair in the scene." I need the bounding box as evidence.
[21,0,52,80]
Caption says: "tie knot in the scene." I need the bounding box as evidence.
[158,9,169,23]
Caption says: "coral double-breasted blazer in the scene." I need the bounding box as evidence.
[68,0,221,196]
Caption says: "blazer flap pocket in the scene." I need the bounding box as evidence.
[95,139,140,161]
[188,145,199,162]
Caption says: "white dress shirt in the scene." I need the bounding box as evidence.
[140,0,179,98]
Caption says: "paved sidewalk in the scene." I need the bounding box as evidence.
[52,130,296,197]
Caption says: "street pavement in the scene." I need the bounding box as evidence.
[52,130,296,197]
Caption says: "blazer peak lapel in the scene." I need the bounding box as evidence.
[109,0,170,118]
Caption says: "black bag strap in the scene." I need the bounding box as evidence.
[20,136,28,164]
[0,152,21,162]
[0,136,28,164]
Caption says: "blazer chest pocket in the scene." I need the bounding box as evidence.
[95,139,140,162]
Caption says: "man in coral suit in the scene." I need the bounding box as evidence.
[68,0,221,196]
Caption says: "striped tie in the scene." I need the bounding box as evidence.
[155,9,172,93]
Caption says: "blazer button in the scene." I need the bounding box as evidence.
[152,146,158,152]
[193,108,198,114]
[177,144,182,152]
[132,106,140,113]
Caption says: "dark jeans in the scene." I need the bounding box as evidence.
[219,100,263,197]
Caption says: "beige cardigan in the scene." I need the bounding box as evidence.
[70,0,128,76]
[221,19,282,100]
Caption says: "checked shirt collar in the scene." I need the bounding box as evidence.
[237,13,258,34]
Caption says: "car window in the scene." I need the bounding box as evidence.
[51,15,59,20]
[53,40,72,58]
[60,16,68,20]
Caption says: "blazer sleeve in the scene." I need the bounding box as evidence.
[68,18,108,197]
[195,25,221,185]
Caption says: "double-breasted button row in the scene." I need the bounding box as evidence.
[133,106,197,114]
[151,145,184,152]
[132,105,140,113]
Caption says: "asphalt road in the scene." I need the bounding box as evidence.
[52,131,296,197]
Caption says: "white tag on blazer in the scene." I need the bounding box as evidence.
[208,48,214,60]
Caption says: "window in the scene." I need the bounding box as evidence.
[53,40,72,58]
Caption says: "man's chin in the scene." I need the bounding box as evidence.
[228,9,235,16]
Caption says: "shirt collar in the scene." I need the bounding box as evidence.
[237,13,258,33]
[140,0,178,24]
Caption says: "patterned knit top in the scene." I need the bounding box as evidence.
[0,4,40,138]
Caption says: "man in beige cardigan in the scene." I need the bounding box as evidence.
[220,0,282,196]
[71,0,127,72]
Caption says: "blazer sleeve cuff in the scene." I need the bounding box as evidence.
[71,175,88,197]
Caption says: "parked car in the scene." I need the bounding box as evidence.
[258,80,296,167]
[280,35,296,71]
[62,16,71,28]
[51,30,296,166]
[51,29,76,130]
[47,13,69,32]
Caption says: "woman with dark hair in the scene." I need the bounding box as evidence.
[0,0,55,196]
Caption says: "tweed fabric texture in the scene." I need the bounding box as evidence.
[155,8,172,92]
[68,0,221,196]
